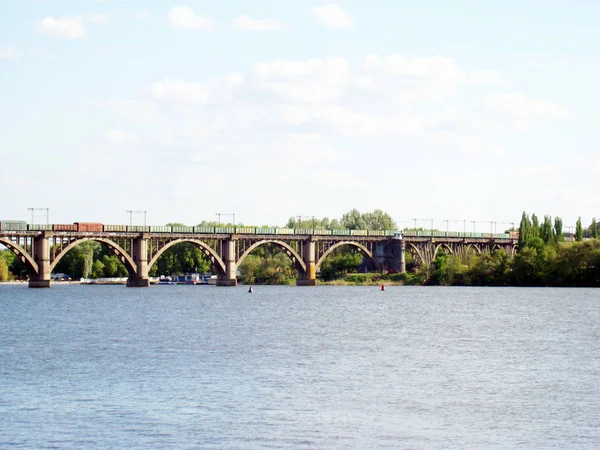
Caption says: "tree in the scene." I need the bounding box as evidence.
[518,211,531,250]
[554,217,564,242]
[0,255,9,281]
[340,209,396,230]
[575,217,583,242]
[591,218,598,239]
[540,215,554,244]
[531,214,540,239]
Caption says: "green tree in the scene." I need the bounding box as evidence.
[319,249,363,281]
[531,214,540,239]
[575,217,583,242]
[341,209,396,230]
[540,215,554,244]
[518,211,531,250]
[591,218,598,239]
[0,255,9,281]
[554,217,564,243]
[238,244,295,284]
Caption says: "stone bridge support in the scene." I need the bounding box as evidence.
[217,239,238,286]
[29,232,50,288]
[373,238,406,273]
[297,240,316,286]
[126,236,149,287]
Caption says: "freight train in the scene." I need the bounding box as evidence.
[0,220,515,239]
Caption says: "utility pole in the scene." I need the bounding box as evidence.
[127,210,147,226]
[28,208,49,225]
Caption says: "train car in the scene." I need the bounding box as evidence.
[275,228,294,235]
[0,220,28,231]
[194,226,214,234]
[235,227,256,234]
[313,228,331,236]
[509,231,519,240]
[150,226,172,233]
[214,227,235,234]
[104,225,127,232]
[28,224,53,231]
[255,227,273,234]
[294,228,312,235]
[54,224,78,232]
[170,226,193,233]
[368,230,386,236]
[351,230,368,236]
[331,229,350,236]
[75,222,103,232]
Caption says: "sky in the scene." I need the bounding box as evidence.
[1,0,599,231]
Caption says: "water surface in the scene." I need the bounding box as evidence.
[1,285,598,449]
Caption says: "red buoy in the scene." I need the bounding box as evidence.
[381,285,385,291]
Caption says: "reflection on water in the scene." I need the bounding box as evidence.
[1,285,598,449]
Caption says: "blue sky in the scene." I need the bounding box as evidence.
[1,0,598,230]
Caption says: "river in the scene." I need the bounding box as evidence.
[0,285,598,449]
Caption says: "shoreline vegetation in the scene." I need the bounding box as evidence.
[2,210,600,287]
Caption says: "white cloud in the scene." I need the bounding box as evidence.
[0,46,20,60]
[38,16,87,39]
[168,6,214,30]
[37,14,109,39]
[148,79,209,103]
[251,57,350,102]
[234,15,283,31]
[132,11,150,21]
[308,4,352,29]
[484,92,570,120]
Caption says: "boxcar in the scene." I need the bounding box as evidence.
[0,220,28,231]
[28,224,53,231]
[54,224,78,232]
[275,228,294,235]
[75,222,103,232]
[194,227,214,234]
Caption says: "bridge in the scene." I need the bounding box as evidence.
[0,227,518,288]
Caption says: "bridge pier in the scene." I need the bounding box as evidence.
[217,239,238,286]
[29,232,51,288]
[127,236,150,287]
[297,240,317,286]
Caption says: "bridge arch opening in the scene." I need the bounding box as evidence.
[237,240,305,285]
[50,238,135,280]
[316,241,377,281]
[0,238,38,280]
[148,239,226,278]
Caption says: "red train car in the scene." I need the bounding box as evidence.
[74,222,104,232]
[53,224,78,232]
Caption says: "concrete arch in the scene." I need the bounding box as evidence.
[434,243,454,259]
[237,240,306,273]
[466,243,482,254]
[406,242,425,266]
[315,241,375,269]
[0,238,38,274]
[49,237,136,274]
[147,238,226,275]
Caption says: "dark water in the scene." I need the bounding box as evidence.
[0,285,598,449]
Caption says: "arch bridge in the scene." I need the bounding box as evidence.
[0,230,516,288]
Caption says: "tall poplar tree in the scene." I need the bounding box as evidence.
[575,217,583,242]
[531,214,540,238]
[554,217,564,242]
[592,218,598,239]
[518,211,531,250]
[540,215,554,244]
